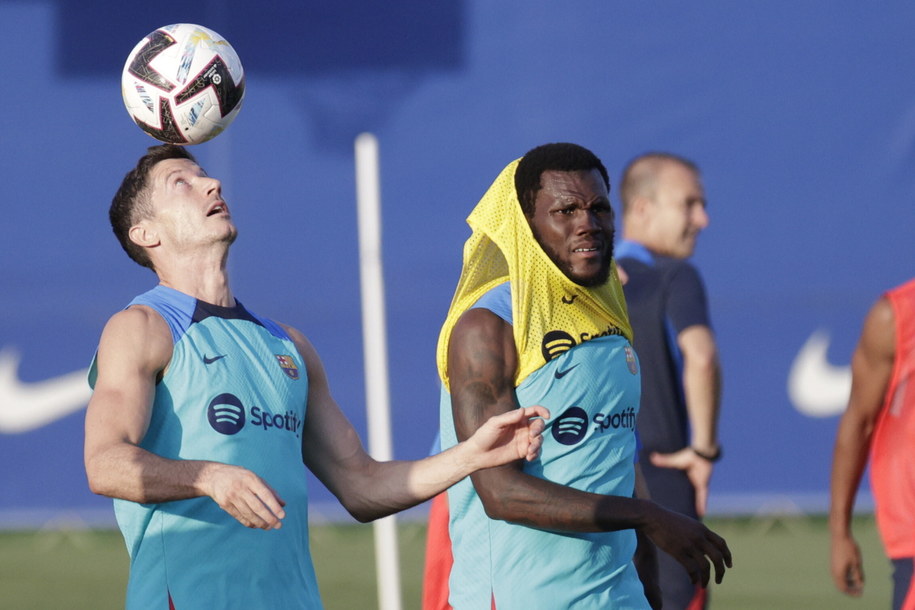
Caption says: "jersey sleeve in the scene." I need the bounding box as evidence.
[665,262,711,333]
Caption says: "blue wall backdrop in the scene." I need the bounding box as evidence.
[2,0,914,524]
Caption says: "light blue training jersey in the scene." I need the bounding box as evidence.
[440,282,648,609]
[90,286,321,609]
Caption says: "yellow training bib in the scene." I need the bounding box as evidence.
[436,158,632,390]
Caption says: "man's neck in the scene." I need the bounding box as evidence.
[619,233,649,247]
[158,276,234,307]
[154,251,235,307]
[620,232,662,254]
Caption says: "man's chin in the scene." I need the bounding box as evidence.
[567,268,612,288]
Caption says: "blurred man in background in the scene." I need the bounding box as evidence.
[615,152,722,609]
[830,279,915,610]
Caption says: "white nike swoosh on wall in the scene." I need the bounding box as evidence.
[0,348,91,434]
[787,330,851,417]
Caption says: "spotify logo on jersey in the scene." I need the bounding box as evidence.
[207,393,246,435]
[541,330,577,362]
[551,406,589,446]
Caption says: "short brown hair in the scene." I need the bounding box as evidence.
[619,152,699,215]
[110,144,196,269]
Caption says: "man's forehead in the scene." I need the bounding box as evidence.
[151,158,204,180]
[659,162,700,188]
[539,169,609,195]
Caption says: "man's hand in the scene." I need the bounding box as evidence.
[203,463,287,530]
[464,406,550,469]
[828,297,894,600]
[830,533,864,596]
[649,447,713,517]
[641,503,732,588]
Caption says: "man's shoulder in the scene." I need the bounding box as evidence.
[648,256,705,291]
[614,243,702,280]
[620,254,702,289]
[107,304,171,337]
[887,277,915,300]
[470,281,512,325]
[94,305,173,383]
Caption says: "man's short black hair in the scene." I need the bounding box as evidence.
[514,143,610,216]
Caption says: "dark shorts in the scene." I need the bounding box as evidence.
[641,461,703,609]
[892,557,915,610]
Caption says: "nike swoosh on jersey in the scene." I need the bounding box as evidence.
[203,354,227,364]
[787,330,851,417]
[554,363,580,379]
[0,348,91,434]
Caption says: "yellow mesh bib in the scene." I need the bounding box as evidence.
[436,159,633,390]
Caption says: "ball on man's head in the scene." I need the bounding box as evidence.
[121,23,245,145]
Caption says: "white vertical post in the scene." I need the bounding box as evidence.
[354,132,403,610]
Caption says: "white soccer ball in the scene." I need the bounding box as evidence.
[121,24,245,145]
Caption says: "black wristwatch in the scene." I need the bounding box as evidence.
[691,445,723,463]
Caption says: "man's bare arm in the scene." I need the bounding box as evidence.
[84,306,287,530]
[829,297,896,596]
[287,324,546,524]
[448,308,731,587]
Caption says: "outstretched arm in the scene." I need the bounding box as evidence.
[829,297,896,597]
[448,308,731,587]
[84,306,287,530]
[287,324,546,524]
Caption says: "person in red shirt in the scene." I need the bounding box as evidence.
[830,279,915,610]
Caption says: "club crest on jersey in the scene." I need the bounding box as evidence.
[625,345,638,375]
[275,354,300,380]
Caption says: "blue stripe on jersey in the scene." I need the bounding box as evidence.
[129,285,290,344]
[615,239,654,265]
[470,281,512,324]
[128,285,195,344]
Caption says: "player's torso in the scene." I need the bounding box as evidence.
[115,288,320,609]
[518,334,641,494]
[441,334,646,609]
[872,279,915,557]
[147,311,308,478]
[619,256,691,452]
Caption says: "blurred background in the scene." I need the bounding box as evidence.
[3,0,914,529]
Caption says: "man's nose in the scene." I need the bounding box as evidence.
[578,209,603,232]
[693,204,709,229]
[203,176,222,196]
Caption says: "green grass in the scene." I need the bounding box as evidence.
[0,528,129,609]
[707,515,891,609]
[0,516,891,609]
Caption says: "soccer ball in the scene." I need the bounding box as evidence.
[121,24,245,145]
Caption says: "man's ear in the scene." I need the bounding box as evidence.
[628,195,652,221]
[128,220,160,249]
